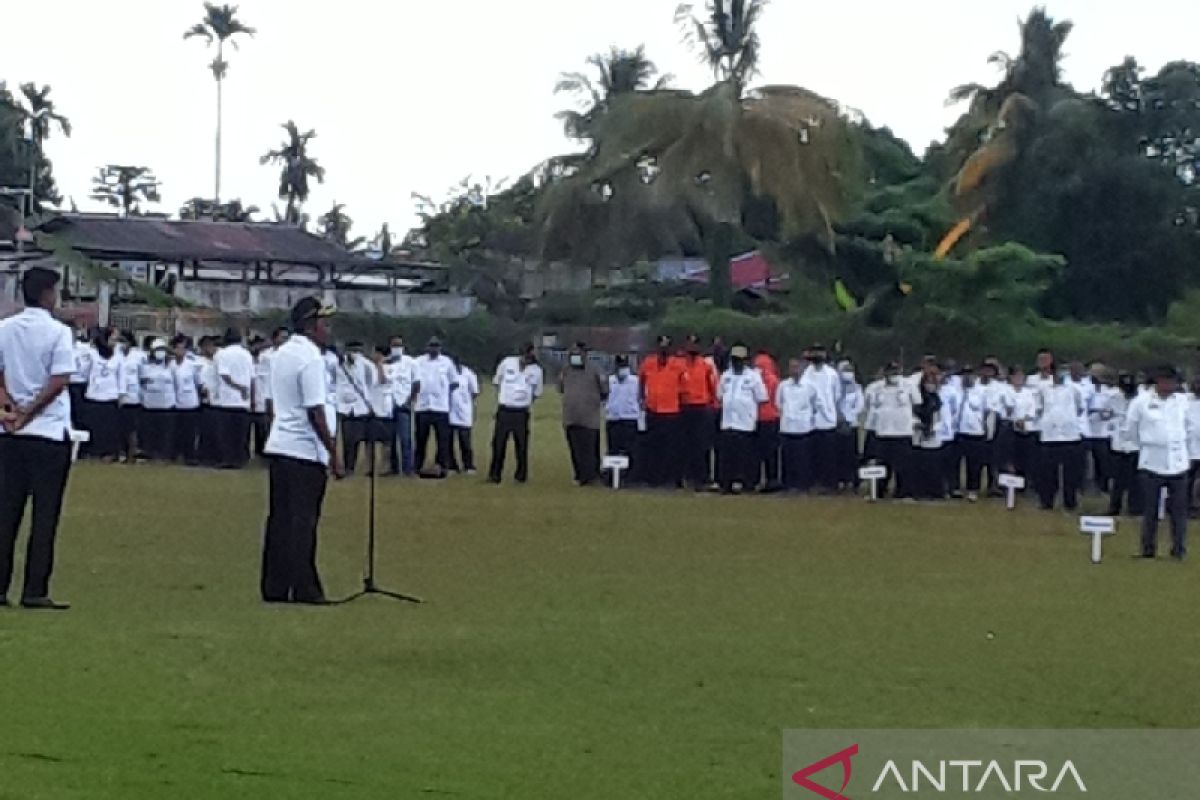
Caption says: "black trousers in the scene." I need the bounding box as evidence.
[140,409,177,461]
[68,384,86,430]
[449,425,476,473]
[119,404,142,460]
[340,415,368,473]
[912,446,946,500]
[958,434,991,493]
[942,439,962,494]
[1037,440,1084,510]
[874,435,912,498]
[199,406,221,465]
[216,407,251,469]
[261,456,328,602]
[1013,430,1037,481]
[1084,438,1112,492]
[835,428,860,487]
[565,426,601,485]
[755,420,781,489]
[644,413,684,488]
[251,413,270,457]
[489,406,531,483]
[0,436,71,600]
[718,430,756,491]
[1139,471,1189,558]
[681,406,715,487]
[606,420,637,457]
[82,399,120,459]
[175,409,201,464]
[781,433,814,492]
[1108,451,1144,516]
[810,428,838,491]
[415,411,451,472]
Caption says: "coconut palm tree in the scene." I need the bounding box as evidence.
[260,121,325,224]
[317,202,366,250]
[184,2,255,205]
[555,46,671,139]
[90,165,161,217]
[2,83,71,215]
[675,0,769,92]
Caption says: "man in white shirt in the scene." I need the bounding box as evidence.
[139,338,177,461]
[335,341,376,476]
[777,358,821,493]
[448,354,480,474]
[1034,364,1085,511]
[1080,363,1113,494]
[605,355,640,460]
[68,326,92,430]
[213,328,254,469]
[799,344,842,493]
[0,268,76,610]
[171,335,204,465]
[1125,366,1192,560]
[262,298,342,604]
[414,337,458,477]
[938,368,964,498]
[249,335,274,458]
[198,336,222,466]
[385,335,419,476]
[1106,373,1143,517]
[955,365,993,502]
[716,344,768,494]
[488,343,544,484]
[869,361,920,499]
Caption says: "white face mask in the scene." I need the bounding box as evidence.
[617,367,631,379]
[390,347,404,359]
[152,349,168,363]
[569,354,584,368]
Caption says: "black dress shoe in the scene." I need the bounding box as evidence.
[21,597,71,611]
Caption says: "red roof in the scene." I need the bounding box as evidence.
[683,250,777,292]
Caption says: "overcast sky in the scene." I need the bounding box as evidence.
[7,1,1198,240]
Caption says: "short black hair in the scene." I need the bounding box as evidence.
[22,267,59,306]
[142,335,156,350]
[224,328,242,346]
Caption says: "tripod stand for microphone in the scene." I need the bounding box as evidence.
[334,359,423,606]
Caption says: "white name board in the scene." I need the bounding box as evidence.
[858,465,888,481]
[603,455,630,471]
[1079,516,1117,536]
[998,474,1026,490]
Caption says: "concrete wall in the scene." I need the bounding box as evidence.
[174,280,475,319]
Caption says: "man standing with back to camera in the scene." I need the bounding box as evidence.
[0,268,76,610]
[261,298,343,605]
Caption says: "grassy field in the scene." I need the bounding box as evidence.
[3,396,1199,800]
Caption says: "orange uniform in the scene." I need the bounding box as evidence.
[754,354,781,423]
[640,355,686,415]
[680,355,718,408]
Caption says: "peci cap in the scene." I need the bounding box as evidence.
[290,297,336,329]
[730,345,750,360]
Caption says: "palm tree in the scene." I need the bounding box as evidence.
[184,2,255,205]
[179,196,260,221]
[17,83,72,142]
[675,0,769,92]
[5,84,72,215]
[374,223,395,258]
[317,202,365,250]
[260,121,325,224]
[91,165,161,217]
[555,46,671,138]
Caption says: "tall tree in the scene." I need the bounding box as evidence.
[91,165,161,217]
[179,196,260,221]
[0,82,71,215]
[260,121,325,224]
[675,0,769,92]
[184,2,255,204]
[555,46,671,139]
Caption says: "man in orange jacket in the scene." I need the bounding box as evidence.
[754,351,783,492]
[680,334,719,490]
[639,335,686,488]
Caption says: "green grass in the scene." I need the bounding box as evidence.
[3,397,1199,799]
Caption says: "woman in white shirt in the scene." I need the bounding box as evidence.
[955,366,993,502]
[835,361,864,493]
[1106,373,1143,517]
[1034,371,1085,511]
[716,345,768,495]
[83,333,123,461]
[118,333,146,463]
[171,335,204,465]
[912,369,947,500]
[869,362,920,499]
[605,356,640,460]
[139,339,177,461]
[448,355,480,474]
[776,358,820,493]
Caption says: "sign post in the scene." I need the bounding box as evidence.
[998,474,1026,510]
[858,465,888,502]
[1079,516,1118,564]
[69,429,91,463]
[1159,487,1168,521]
[603,455,630,490]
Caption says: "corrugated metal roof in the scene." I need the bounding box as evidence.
[38,214,377,268]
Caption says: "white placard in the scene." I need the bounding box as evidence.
[858,466,888,481]
[1079,516,1117,536]
[603,455,630,471]
[998,474,1026,490]
[69,428,91,463]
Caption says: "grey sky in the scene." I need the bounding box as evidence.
[8,1,1198,241]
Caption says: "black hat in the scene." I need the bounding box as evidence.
[290,297,335,329]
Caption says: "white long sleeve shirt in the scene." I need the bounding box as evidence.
[718,368,768,432]
[335,354,376,417]
[449,366,480,427]
[957,384,990,437]
[800,365,841,431]
[777,379,821,435]
[1189,395,1200,463]
[838,381,864,427]
[872,379,921,438]
[86,352,123,402]
[937,383,962,442]
[140,360,176,410]
[1024,373,1057,432]
[214,344,254,410]
[1036,382,1084,443]
[606,374,641,421]
[120,349,144,406]
[172,356,203,411]
[1125,391,1191,476]
[1107,393,1139,454]
[71,341,93,386]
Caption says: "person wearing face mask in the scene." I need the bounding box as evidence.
[1125,366,1192,560]
[638,335,686,489]
[447,353,480,475]
[799,344,842,493]
[171,335,204,465]
[559,342,608,487]
[1033,361,1086,511]
[385,335,419,476]
[869,361,920,499]
[83,331,123,462]
[1106,373,1143,517]
[414,337,458,477]
[716,345,768,495]
[912,366,946,501]
[605,356,640,466]
[489,343,544,484]
[954,365,993,503]
[336,341,376,476]
[139,339,177,461]
[835,360,864,494]
[776,357,821,493]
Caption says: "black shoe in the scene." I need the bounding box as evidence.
[20,597,70,611]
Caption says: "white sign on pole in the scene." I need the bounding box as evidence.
[998,473,1026,510]
[858,465,888,501]
[69,428,91,463]
[603,455,631,490]
[1159,487,1168,521]
[1079,516,1118,564]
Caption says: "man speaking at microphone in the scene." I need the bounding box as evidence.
[260,298,344,605]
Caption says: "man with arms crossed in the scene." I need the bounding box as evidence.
[0,268,76,610]
[261,298,343,604]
